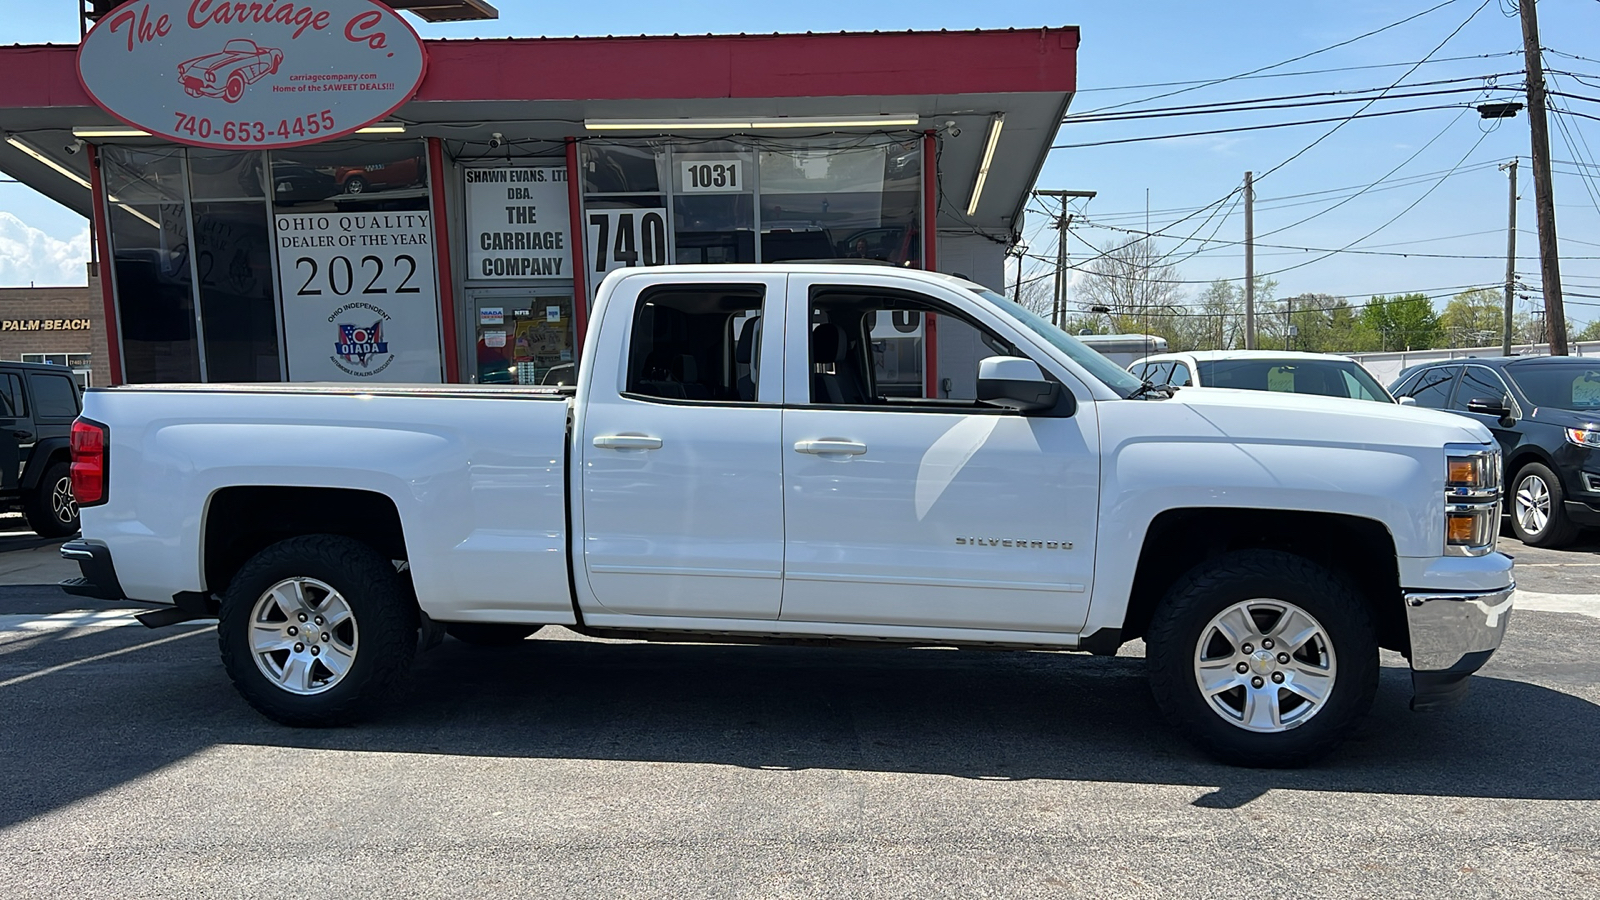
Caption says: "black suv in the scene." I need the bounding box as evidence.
[1390,356,1600,548]
[0,362,83,537]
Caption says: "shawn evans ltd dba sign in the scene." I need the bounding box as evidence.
[77,0,428,149]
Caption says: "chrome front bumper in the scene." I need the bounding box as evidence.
[1404,583,1514,710]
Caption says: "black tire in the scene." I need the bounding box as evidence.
[218,535,417,727]
[1146,550,1379,768]
[445,622,542,646]
[1509,462,1580,548]
[23,462,78,538]
[343,175,368,194]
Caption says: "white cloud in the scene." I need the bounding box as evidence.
[0,212,91,287]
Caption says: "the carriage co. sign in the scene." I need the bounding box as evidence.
[77,1,428,150]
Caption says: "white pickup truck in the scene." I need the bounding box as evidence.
[62,263,1514,767]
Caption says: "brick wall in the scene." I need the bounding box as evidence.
[0,264,110,385]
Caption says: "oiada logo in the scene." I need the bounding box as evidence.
[330,303,394,376]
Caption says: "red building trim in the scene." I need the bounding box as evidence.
[0,29,1077,109]
[85,143,123,385]
[426,137,460,383]
[566,137,590,354]
[922,130,939,398]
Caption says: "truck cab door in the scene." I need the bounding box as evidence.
[575,272,788,621]
[777,275,1100,635]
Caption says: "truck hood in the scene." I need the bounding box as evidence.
[1161,387,1494,449]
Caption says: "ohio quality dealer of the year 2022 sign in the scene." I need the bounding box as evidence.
[276,211,443,381]
[77,0,428,149]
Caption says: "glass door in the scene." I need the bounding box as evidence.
[471,291,575,385]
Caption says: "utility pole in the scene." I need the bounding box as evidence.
[1520,0,1569,354]
[1501,158,1518,357]
[1285,295,1294,351]
[1244,171,1256,349]
[1035,189,1097,328]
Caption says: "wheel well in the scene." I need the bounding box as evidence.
[203,486,407,601]
[1120,508,1408,654]
[1505,448,1553,486]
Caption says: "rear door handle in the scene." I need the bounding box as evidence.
[794,439,867,456]
[11,431,32,442]
[593,434,664,451]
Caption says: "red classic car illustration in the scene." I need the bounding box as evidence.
[178,40,283,104]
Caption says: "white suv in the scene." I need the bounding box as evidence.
[1129,350,1396,403]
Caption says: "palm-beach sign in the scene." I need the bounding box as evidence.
[78,0,428,150]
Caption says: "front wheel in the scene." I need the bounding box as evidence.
[218,535,418,726]
[1146,550,1379,768]
[1510,462,1580,548]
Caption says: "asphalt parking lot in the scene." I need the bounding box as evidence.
[3,522,1598,898]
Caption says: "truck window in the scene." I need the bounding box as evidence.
[1168,363,1193,387]
[625,285,766,403]
[27,373,78,420]
[808,288,1018,407]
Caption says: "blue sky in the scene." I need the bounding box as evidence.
[4,0,1600,328]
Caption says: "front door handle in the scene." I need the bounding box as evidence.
[794,439,867,456]
[10,430,32,442]
[593,434,664,451]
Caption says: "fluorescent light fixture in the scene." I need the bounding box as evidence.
[966,114,1004,217]
[73,126,151,138]
[116,204,159,229]
[357,122,407,134]
[5,135,91,189]
[585,115,919,132]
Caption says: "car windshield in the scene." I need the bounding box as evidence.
[1506,362,1600,411]
[972,288,1145,396]
[1196,358,1393,402]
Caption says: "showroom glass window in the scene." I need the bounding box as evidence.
[578,135,922,295]
[100,140,432,384]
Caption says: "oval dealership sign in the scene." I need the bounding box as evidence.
[78,0,428,150]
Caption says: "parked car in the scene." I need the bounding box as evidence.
[269,164,339,206]
[63,264,1512,767]
[333,156,423,195]
[1131,350,1395,403]
[0,361,83,536]
[1389,356,1600,547]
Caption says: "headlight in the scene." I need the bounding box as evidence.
[1565,428,1600,448]
[1445,446,1500,557]
[206,71,216,83]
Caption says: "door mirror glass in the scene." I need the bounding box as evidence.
[977,356,1061,413]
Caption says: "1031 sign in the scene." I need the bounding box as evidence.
[678,159,743,193]
[587,209,669,278]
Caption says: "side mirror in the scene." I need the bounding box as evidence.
[1467,395,1516,426]
[977,356,1063,414]
[1396,396,1417,407]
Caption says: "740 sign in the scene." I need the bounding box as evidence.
[587,209,669,278]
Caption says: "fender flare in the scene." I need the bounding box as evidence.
[19,437,70,492]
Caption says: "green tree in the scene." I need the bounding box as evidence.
[1439,288,1505,347]
[1575,320,1600,342]
[1360,294,1441,351]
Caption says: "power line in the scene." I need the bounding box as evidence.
[1052,104,1471,150]
[1073,51,1523,94]
[1076,0,1470,116]
[1063,77,1521,124]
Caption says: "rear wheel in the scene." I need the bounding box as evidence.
[1146,550,1379,768]
[1510,462,1579,548]
[445,622,541,646]
[218,535,417,726]
[24,462,78,537]
[343,175,368,194]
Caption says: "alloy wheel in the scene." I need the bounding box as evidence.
[248,577,359,695]
[1515,473,1551,536]
[1192,599,1338,733]
[51,475,76,525]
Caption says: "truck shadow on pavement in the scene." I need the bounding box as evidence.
[4,627,1596,830]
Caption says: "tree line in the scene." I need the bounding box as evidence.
[1020,237,1600,353]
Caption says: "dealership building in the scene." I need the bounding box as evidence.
[0,2,1076,388]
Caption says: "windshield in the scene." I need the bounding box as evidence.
[973,289,1145,395]
[1196,358,1393,402]
[1506,362,1600,411]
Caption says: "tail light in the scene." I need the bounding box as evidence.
[70,418,108,507]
